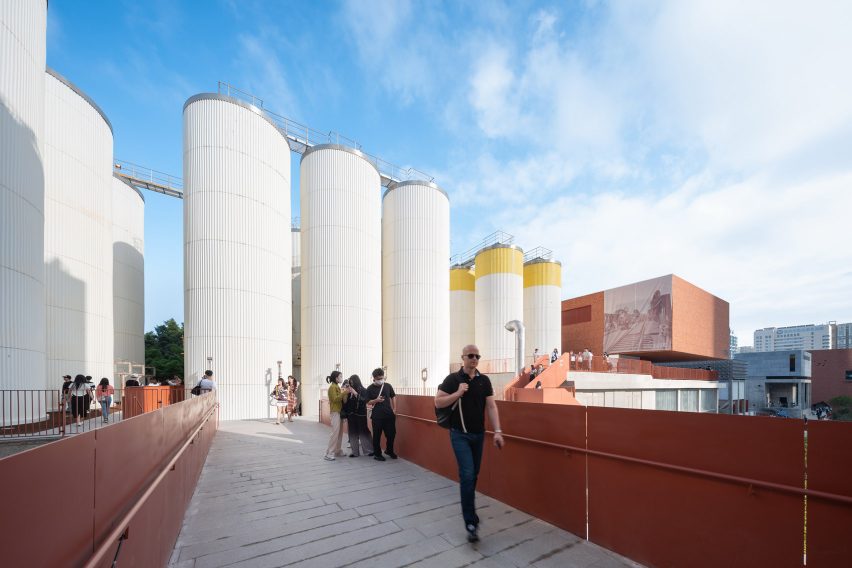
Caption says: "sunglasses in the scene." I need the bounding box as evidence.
[465,354,481,360]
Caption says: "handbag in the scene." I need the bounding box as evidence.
[436,384,466,431]
[190,384,202,396]
[435,400,458,429]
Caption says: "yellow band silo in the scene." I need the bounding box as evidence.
[474,244,523,372]
[449,266,475,368]
[523,259,562,363]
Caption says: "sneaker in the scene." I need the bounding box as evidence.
[374,455,386,461]
[466,524,479,543]
[367,452,375,456]
[323,455,335,461]
[385,452,398,459]
[349,454,358,458]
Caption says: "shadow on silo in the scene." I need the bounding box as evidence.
[112,241,144,365]
[44,258,86,388]
[0,99,45,391]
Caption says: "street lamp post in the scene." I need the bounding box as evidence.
[421,368,428,395]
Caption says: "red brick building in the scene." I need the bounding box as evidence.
[808,348,852,403]
[562,274,729,362]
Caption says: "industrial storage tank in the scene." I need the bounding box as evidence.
[301,145,381,417]
[382,181,450,392]
[291,226,301,381]
[523,259,562,362]
[449,266,475,370]
[184,94,291,420]
[44,69,115,384]
[0,2,47,393]
[474,244,523,373]
[112,175,145,367]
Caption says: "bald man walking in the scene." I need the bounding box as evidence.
[436,344,504,543]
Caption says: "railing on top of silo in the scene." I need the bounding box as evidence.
[215,81,435,187]
[524,246,553,262]
[450,230,516,267]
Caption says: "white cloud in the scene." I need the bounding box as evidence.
[446,1,852,338]
[502,171,852,340]
[339,0,450,105]
[234,31,300,117]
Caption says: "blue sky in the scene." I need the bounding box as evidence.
[47,1,852,345]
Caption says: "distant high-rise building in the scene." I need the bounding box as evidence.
[738,346,755,354]
[836,322,852,349]
[729,330,738,358]
[753,323,836,352]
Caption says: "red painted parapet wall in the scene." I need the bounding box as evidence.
[0,392,218,567]
[393,395,852,568]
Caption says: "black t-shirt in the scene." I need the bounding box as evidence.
[438,370,494,433]
[365,382,396,420]
[344,385,369,416]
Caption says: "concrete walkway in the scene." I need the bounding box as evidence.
[170,419,643,568]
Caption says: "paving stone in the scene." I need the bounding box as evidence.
[178,508,362,561]
[227,521,402,568]
[171,420,643,568]
[193,514,380,568]
[405,544,484,568]
[345,535,455,568]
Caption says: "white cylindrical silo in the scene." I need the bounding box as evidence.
[44,69,115,384]
[523,259,562,362]
[449,266,475,370]
[382,181,450,392]
[291,226,301,382]
[301,145,382,417]
[112,175,145,367]
[184,94,291,421]
[0,2,47,395]
[474,244,523,373]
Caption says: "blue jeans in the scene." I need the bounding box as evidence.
[100,397,112,421]
[450,429,484,527]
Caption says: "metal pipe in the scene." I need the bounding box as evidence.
[504,320,525,376]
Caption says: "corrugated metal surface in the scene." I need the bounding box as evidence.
[0,2,47,391]
[524,260,562,358]
[382,181,450,390]
[449,267,475,368]
[44,71,114,385]
[112,176,145,366]
[184,96,291,420]
[475,246,524,364]
[300,145,381,417]
[291,228,301,379]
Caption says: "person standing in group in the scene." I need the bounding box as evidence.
[551,348,559,363]
[286,375,298,422]
[61,375,73,415]
[96,378,115,424]
[343,374,373,457]
[199,370,216,393]
[271,377,288,425]
[435,344,504,543]
[366,368,397,461]
[583,348,593,371]
[324,371,348,461]
[125,374,140,387]
[533,348,540,363]
[67,374,94,427]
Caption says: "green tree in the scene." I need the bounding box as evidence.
[829,395,852,421]
[144,318,184,380]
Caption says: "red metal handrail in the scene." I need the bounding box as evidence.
[394,411,852,507]
[83,401,219,568]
